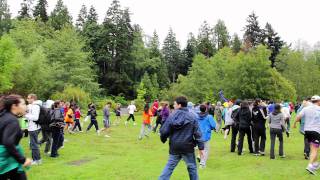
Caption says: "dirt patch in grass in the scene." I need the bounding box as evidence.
[67,158,92,166]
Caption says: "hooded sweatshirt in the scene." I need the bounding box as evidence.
[197,113,216,142]
[25,100,42,131]
[160,107,204,155]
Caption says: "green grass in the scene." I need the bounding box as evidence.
[21,113,318,180]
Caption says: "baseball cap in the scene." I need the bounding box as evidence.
[311,95,320,101]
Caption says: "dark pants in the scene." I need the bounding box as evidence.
[72,119,82,131]
[39,129,52,153]
[29,129,41,161]
[127,114,135,122]
[270,128,284,159]
[304,135,310,156]
[87,119,99,131]
[159,153,198,180]
[253,127,266,153]
[0,168,27,180]
[231,125,239,152]
[153,118,162,132]
[51,128,63,157]
[238,127,253,155]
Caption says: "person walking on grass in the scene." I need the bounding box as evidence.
[0,95,32,179]
[86,105,100,135]
[64,104,74,133]
[230,100,241,153]
[214,101,223,133]
[126,101,137,126]
[101,102,112,138]
[114,103,122,125]
[197,104,216,169]
[139,104,153,140]
[25,94,42,165]
[72,106,82,132]
[153,105,163,133]
[159,96,204,180]
[252,99,267,156]
[222,101,233,140]
[235,101,254,155]
[294,95,320,175]
[49,101,65,158]
[282,102,291,137]
[268,104,286,160]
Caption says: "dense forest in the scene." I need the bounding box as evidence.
[1,0,320,104]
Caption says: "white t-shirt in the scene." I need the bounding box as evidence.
[282,106,291,119]
[127,105,136,115]
[299,104,320,133]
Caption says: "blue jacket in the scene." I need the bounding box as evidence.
[160,107,204,155]
[197,113,216,142]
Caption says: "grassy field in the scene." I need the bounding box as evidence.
[20,113,318,180]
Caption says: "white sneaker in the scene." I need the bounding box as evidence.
[313,162,320,170]
[125,121,128,126]
[133,123,137,126]
[104,135,111,138]
[97,130,101,136]
[306,164,317,175]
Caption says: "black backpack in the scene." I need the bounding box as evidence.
[35,105,51,126]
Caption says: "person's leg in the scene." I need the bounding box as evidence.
[86,121,94,131]
[231,126,238,152]
[159,154,181,180]
[93,120,99,131]
[182,153,198,180]
[0,168,27,180]
[146,124,152,136]
[278,130,284,156]
[139,124,145,139]
[51,129,60,157]
[246,127,254,153]
[238,128,245,155]
[305,136,310,158]
[78,119,82,131]
[44,131,52,153]
[253,128,259,154]
[260,128,266,154]
[270,129,276,159]
[200,141,210,167]
[306,142,319,175]
[127,114,133,121]
[29,130,41,161]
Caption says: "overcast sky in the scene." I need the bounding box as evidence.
[8,0,320,48]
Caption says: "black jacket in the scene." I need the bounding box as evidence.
[0,111,26,164]
[252,106,267,129]
[160,107,204,155]
[236,107,252,129]
[50,108,65,129]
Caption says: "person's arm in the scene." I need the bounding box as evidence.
[25,105,40,121]
[160,115,172,143]
[209,115,216,130]
[2,122,26,164]
[294,112,303,128]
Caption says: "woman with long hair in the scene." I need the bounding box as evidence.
[0,95,32,179]
[138,103,153,140]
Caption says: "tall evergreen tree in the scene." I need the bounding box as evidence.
[82,6,99,53]
[181,33,197,75]
[33,0,48,22]
[231,33,241,54]
[264,23,284,68]
[18,0,33,20]
[87,6,98,24]
[197,21,216,57]
[149,30,161,58]
[76,4,87,30]
[243,12,263,50]
[214,19,230,50]
[49,0,72,30]
[0,0,11,36]
[162,28,182,82]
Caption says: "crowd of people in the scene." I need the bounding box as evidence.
[0,92,320,179]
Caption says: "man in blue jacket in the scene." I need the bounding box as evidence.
[159,96,204,180]
[197,104,216,168]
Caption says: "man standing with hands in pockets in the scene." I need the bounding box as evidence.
[159,96,204,180]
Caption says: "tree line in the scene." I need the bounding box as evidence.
[0,0,319,102]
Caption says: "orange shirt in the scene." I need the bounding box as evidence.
[142,110,153,124]
[65,109,74,123]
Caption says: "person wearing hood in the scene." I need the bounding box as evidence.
[187,102,198,117]
[251,99,267,156]
[214,101,223,133]
[25,94,42,165]
[235,101,254,155]
[159,96,204,180]
[282,102,291,137]
[197,104,216,168]
[230,100,241,153]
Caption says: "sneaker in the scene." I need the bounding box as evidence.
[254,153,260,156]
[125,121,128,126]
[259,151,265,156]
[304,153,310,160]
[199,165,206,169]
[286,132,290,138]
[138,136,142,140]
[313,162,320,170]
[104,135,111,138]
[197,156,200,163]
[79,131,83,133]
[97,130,101,136]
[306,164,317,175]
[133,123,137,126]
[280,155,286,158]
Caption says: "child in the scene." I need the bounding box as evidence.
[72,106,82,132]
[114,103,122,125]
[126,101,137,126]
[64,104,74,133]
[101,102,111,137]
[86,105,100,135]
[138,104,153,140]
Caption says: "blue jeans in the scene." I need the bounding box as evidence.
[29,129,41,161]
[159,153,198,180]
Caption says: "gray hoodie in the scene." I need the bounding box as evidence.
[268,113,285,130]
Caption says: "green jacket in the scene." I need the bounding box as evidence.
[0,145,24,174]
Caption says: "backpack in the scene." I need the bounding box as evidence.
[35,105,51,126]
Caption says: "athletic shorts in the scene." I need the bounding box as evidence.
[305,131,320,147]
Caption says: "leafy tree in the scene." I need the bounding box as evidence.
[231,33,241,54]
[197,21,216,57]
[76,4,87,30]
[18,0,33,20]
[243,12,263,50]
[33,0,48,22]
[162,28,182,82]
[49,0,72,30]
[0,0,11,36]
[0,36,21,93]
[263,23,284,68]
[214,19,230,50]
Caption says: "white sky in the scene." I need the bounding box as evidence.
[8,0,320,48]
